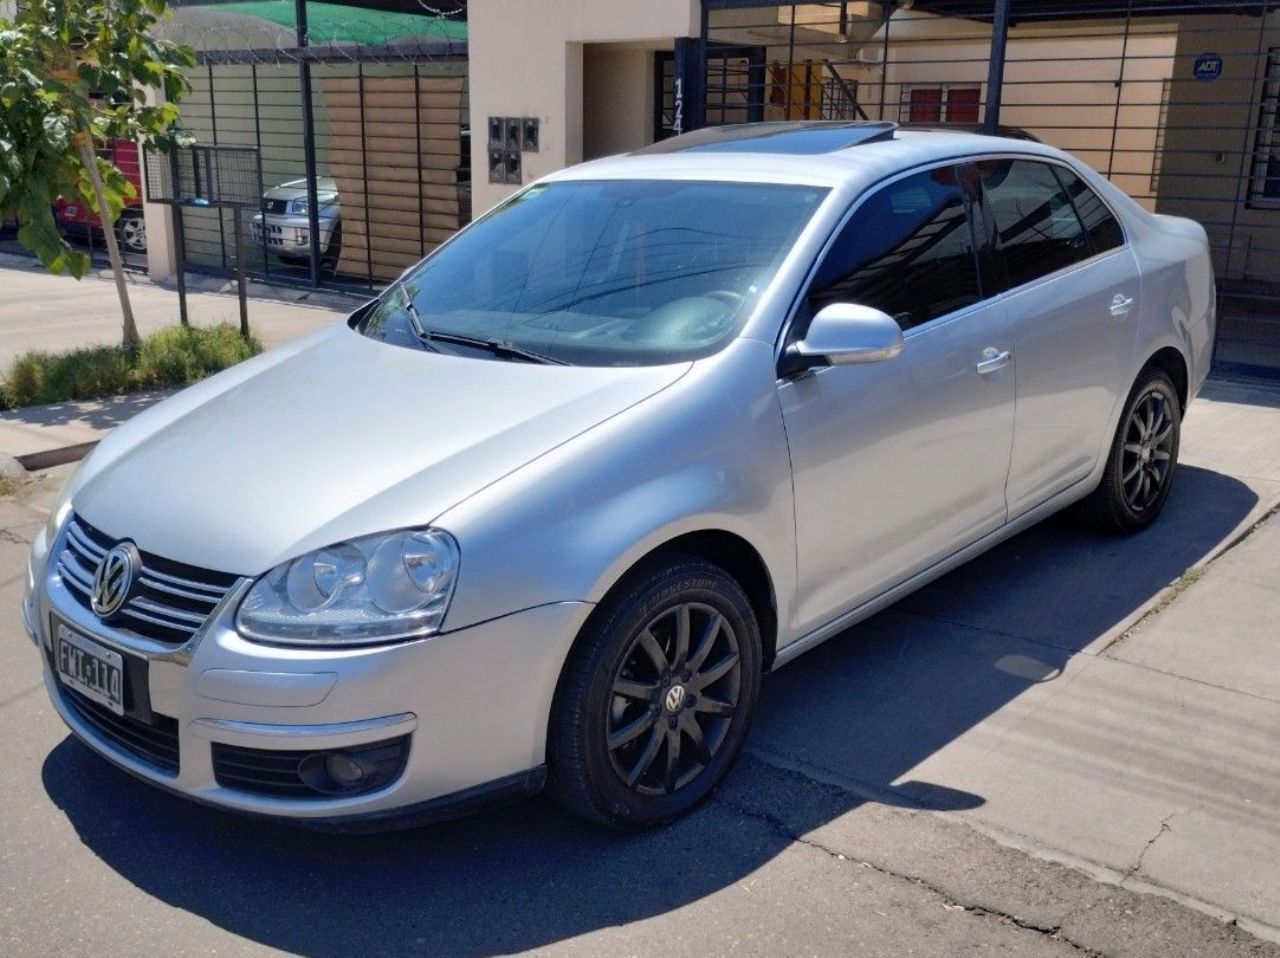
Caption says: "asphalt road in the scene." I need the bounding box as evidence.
[7,440,1280,957]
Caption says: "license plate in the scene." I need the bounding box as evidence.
[55,621,125,716]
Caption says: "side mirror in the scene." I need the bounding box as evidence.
[783,303,904,375]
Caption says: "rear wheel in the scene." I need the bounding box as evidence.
[1080,367,1181,533]
[547,556,762,829]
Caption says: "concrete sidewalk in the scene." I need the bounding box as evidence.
[0,254,354,369]
[749,376,1280,941]
[0,257,357,465]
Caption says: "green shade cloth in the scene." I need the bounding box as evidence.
[204,1,467,45]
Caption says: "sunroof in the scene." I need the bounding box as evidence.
[633,121,898,156]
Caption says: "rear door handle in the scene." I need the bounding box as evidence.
[1110,294,1135,318]
[975,347,1011,376]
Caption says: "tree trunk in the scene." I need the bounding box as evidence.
[76,138,141,350]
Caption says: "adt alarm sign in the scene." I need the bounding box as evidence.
[1194,52,1223,82]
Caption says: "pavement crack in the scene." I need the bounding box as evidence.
[1126,806,1196,881]
[713,794,1102,956]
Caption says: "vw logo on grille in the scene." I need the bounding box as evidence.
[91,544,138,617]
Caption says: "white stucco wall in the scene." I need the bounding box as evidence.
[467,0,699,214]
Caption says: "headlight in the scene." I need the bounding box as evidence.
[236,528,459,646]
[290,198,310,215]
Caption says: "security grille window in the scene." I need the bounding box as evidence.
[1249,48,1280,207]
[901,85,981,125]
[978,159,1093,291]
[808,166,982,331]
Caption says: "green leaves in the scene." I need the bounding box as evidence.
[0,0,194,268]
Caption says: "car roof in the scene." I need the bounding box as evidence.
[541,123,1070,191]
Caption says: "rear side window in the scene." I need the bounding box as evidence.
[977,159,1090,290]
[809,165,982,331]
[1052,166,1125,254]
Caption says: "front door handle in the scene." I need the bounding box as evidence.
[975,347,1012,376]
[1110,294,1135,318]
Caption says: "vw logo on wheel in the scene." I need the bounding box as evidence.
[91,544,138,617]
[664,684,687,712]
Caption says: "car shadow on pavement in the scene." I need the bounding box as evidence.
[41,465,1256,957]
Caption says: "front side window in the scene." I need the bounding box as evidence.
[358,179,827,366]
[978,159,1091,290]
[808,165,983,331]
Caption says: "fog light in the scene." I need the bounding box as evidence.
[324,752,367,787]
[293,228,309,245]
[214,736,411,799]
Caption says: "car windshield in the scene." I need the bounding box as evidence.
[357,179,828,365]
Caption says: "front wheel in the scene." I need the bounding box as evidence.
[547,556,762,829]
[1080,367,1181,533]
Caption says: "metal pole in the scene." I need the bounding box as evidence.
[787,2,797,119]
[251,62,270,283]
[233,211,249,338]
[295,0,323,288]
[878,5,890,120]
[982,0,1013,134]
[208,62,227,270]
[1106,2,1133,178]
[171,205,188,326]
[359,63,374,289]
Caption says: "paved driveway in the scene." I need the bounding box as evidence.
[1,378,1278,956]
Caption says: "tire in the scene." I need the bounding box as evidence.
[547,555,763,830]
[322,221,343,269]
[116,210,146,254]
[1079,366,1181,534]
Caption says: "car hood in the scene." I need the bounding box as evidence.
[71,326,689,576]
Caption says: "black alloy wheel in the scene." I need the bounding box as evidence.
[605,601,742,796]
[1080,366,1181,533]
[1120,387,1177,515]
[548,556,762,829]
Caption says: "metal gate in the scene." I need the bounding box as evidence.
[154,0,470,296]
[701,1,1280,373]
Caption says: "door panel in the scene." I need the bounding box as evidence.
[779,162,1015,637]
[1001,250,1139,514]
[976,158,1139,516]
[780,304,1015,634]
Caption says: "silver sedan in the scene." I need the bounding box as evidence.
[22,122,1215,830]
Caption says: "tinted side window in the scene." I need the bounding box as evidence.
[809,166,982,330]
[978,159,1090,290]
[1052,166,1125,254]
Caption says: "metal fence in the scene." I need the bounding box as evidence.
[175,50,469,294]
[701,1,1280,370]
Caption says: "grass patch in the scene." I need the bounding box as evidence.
[0,473,21,497]
[0,325,262,409]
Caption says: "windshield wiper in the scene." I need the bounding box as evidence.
[392,285,442,354]
[391,286,563,364]
[423,330,567,365]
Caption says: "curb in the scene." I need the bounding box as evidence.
[14,441,100,473]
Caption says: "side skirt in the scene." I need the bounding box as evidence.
[772,475,1099,670]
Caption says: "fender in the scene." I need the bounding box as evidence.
[435,338,799,636]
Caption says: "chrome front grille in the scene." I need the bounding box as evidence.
[56,515,240,646]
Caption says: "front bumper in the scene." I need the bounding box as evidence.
[26,534,591,825]
[250,214,337,254]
